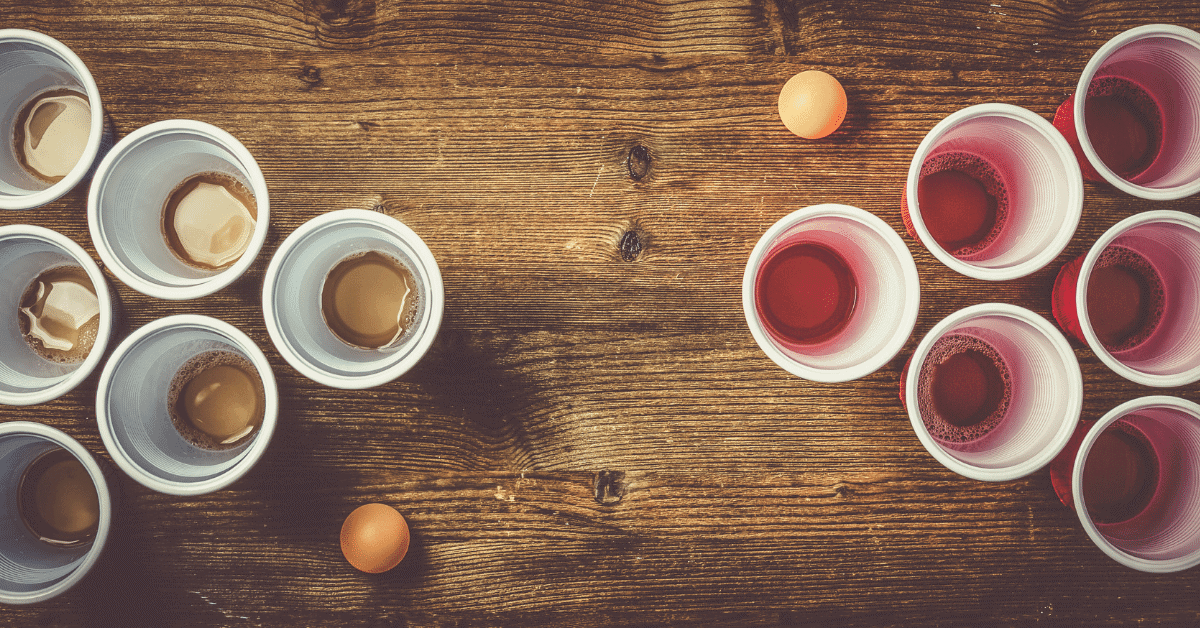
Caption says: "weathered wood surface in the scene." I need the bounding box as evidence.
[2,1,1200,625]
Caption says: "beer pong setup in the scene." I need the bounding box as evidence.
[1,22,1199,604]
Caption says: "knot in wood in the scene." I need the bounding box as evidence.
[626,145,651,181]
[618,230,643,262]
[593,470,626,505]
[298,65,323,87]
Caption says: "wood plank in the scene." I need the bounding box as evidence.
[7,471,1200,626]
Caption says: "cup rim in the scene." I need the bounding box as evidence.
[742,203,920,383]
[94,314,278,495]
[1075,210,1200,387]
[0,224,114,406]
[0,29,106,211]
[1072,395,1200,572]
[904,303,1083,481]
[86,119,270,300]
[0,421,113,604]
[905,103,1084,281]
[1073,24,1200,200]
[261,208,446,389]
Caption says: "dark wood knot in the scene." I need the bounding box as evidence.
[593,471,626,505]
[626,145,651,181]
[618,230,643,262]
[834,483,853,499]
[298,65,323,87]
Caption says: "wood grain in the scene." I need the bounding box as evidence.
[2,0,1200,625]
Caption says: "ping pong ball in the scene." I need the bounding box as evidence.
[778,70,847,139]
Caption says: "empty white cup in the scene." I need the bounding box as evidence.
[905,303,1082,481]
[262,209,445,389]
[0,29,110,210]
[95,315,277,495]
[87,120,269,300]
[903,103,1083,281]
[0,421,112,604]
[1056,24,1200,199]
[743,203,920,383]
[1073,396,1200,572]
[1051,210,1200,387]
[0,225,114,406]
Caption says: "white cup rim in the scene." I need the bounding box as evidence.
[1072,395,1200,572]
[742,203,920,383]
[1074,24,1200,200]
[0,29,105,211]
[95,314,278,495]
[905,303,1083,481]
[0,224,114,406]
[1075,210,1200,387]
[87,119,269,300]
[905,103,1084,281]
[0,421,112,604]
[261,209,446,389]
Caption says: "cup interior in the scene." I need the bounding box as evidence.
[100,322,273,489]
[0,230,111,403]
[908,307,1081,479]
[1077,403,1200,568]
[745,207,918,381]
[0,35,93,199]
[91,126,267,294]
[911,109,1080,274]
[0,430,107,601]
[266,215,442,386]
[1081,31,1200,193]
[1079,217,1200,383]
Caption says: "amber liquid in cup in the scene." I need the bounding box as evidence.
[321,251,422,350]
[18,265,100,364]
[167,350,265,450]
[18,448,100,547]
[162,172,258,271]
[12,88,91,184]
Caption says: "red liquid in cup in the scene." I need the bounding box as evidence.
[1081,419,1160,525]
[915,153,1008,257]
[1053,76,1164,183]
[755,241,857,345]
[1084,77,1163,180]
[1086,245,1165,352]
[917,334,1011,445]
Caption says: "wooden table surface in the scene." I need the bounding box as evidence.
[3,1,1200,625]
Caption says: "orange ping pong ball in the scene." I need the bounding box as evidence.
[778,70,847,139]
[340,503,410,573]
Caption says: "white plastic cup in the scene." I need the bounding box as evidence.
[1072,396,1200,572]
[1051,211,1200,387]
[743,204,920,383]
[1056,24,1200,199]
[0,422,112,604]
[95,315,277,495]
[904,303,1082,481]
[0,225,114,406]
[0,29,111,210]
[262,209,445,389]
[87,120,269,300]
[902,103,1084,281]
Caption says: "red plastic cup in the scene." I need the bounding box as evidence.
[903,104,1083,280]
[1051,210,1200,386]
[903,304,1082,481]
[1053,24,1200,199]
[743,204,920,383]
[1063,397,1200,572]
